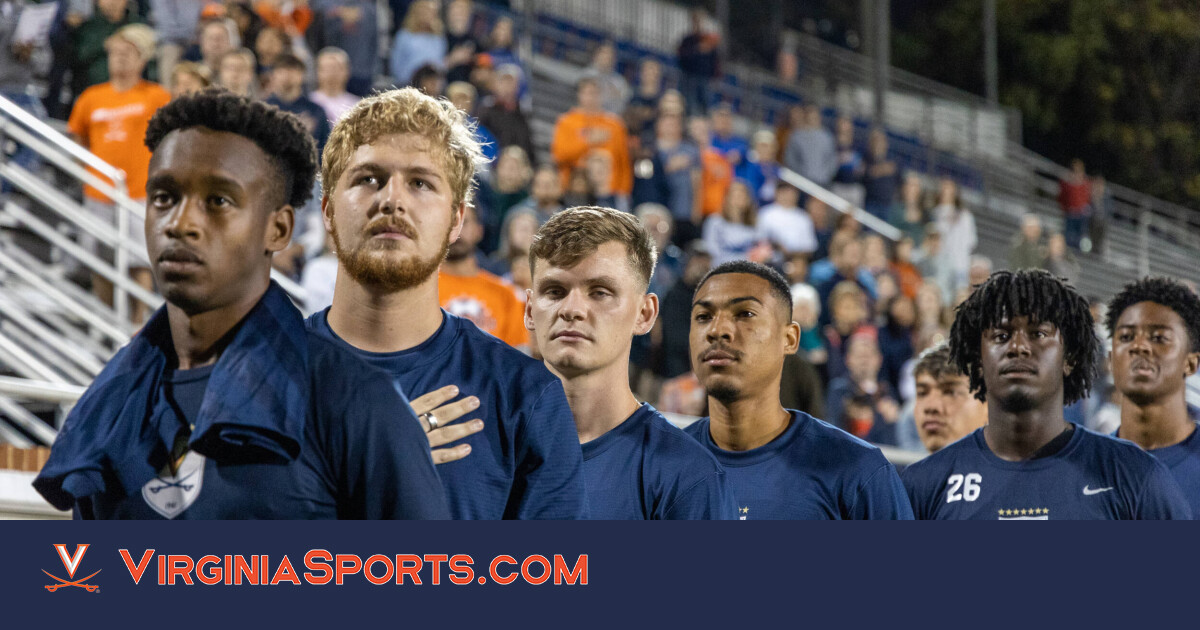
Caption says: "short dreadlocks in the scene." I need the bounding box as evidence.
[949,269,1100,404]
[144,87,318,208]
[1106,277,1200,353]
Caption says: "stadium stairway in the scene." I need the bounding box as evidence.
[505,1,1200,302]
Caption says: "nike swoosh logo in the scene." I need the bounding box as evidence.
[1083,485,1113,496]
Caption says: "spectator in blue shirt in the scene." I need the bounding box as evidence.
[390,0,445,86]
[265,54,330,154]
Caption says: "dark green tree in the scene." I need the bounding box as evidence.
[894,0,1200,206]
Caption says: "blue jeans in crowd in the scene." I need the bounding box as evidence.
[1063,213,1088,250]
[1,90,47,194]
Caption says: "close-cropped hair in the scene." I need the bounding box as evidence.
[529,206,658,290]
[913,342,962,381]
[1106,276,1200,353]
[317,47,350,68]
[949,269,1100,404]
[272,53,306,72]
[828,280,865,310]
[144,87,317,208]
[221,47,257,68]
[695,260,793,323]
[322,87,487,210]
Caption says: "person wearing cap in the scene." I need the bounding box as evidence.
[68,22,171,322]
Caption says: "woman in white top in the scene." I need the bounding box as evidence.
[931,178,977,297]
[703,180,768,266]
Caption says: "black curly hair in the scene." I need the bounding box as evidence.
[144,88,317,208]
[949,269,1100,404]
[1106,277,1200,352]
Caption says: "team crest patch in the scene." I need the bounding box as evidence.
[142,451,205,519]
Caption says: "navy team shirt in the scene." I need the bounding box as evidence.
[684,411,914,520]
[1119,423,1200,517]
[35,282,449,520]
[903,425,1192,520]
[309,309,586,520]
[583,403,736,520]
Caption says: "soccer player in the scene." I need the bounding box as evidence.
[308,87,587,519]
[913,342,989,454]
[526,206,736,519]
[1108,277,1200,515]
[684,260,913,519]
[33,90,449,519]
[902,270,1190,519]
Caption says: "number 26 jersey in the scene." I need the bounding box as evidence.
[901,425,1193,520]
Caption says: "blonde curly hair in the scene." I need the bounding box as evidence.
[322,87,487,210]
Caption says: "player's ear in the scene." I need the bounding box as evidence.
[1185,351,1200,378]
[524,294,535,332]
[633,293,659,336]
[1063,360,1074,377]
[321,194,333,233]
[449,202,466,243]
[265,204,294,253]
[783,320,801,355]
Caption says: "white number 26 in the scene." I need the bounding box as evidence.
[946,473,982,503]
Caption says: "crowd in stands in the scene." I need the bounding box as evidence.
[0,0,1127,450]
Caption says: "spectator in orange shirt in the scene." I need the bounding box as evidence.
[688,115,732,221]
[254,0,313,37]
[68,24,171,321]
[440,205,530,351]
[551,77,632,196]
[890,236,923,300]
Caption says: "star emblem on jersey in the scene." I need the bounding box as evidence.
[739,506,749,520]
[1082,485,1113,496]
[142,451,205,519]
[997,507,1049,520]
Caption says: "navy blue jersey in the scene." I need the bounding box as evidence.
[684,411,914,520]
[35,283,449,520]
[902,426,1192,520]
[1120,424,1200,518]
[583,403,737,520]
[308,309,586,520]
[162,363,214,427]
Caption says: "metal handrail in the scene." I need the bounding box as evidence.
[0,95,129,192]
[1,323,95,385]
[3,202,161,308]
[0,410,35,448]
[0,377,85,404]
[778,167,902,242]
[0,119,144,221]
[0,248,132,345]
[0,331,69,384]
[0,163,145,259]
[0,396,57,448]
[0,293,106,377]
[0,93,142,322]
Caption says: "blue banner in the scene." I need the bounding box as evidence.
[0,522,1193,626]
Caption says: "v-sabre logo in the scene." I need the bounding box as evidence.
[43,544,101,593]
